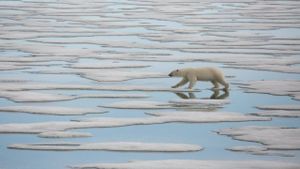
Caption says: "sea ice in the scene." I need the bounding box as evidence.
[0,63,28,71]
[0,105,107,116]
[8,142,202,152]
[146,111,270,123]
[256,105,300,111]
[253,105,300,117]
[238,80,300,100]
[30,69,166,82]
[217,126,300,154]
[0,90,148,102]
[0,90,74,102]
[225,64,300,74]
[70,62,150,69]
[252,110,300,118]
[0,112,270,134]
[228,146,294,157]
[70,159,300,169]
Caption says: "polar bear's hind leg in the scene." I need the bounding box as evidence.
[211,80,219,89]
[218,78,229,89]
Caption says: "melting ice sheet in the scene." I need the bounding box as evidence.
[1,0,300,168]
[28,68,166,82]
[238,80,300,100]
[8,142,202,152]
[253,105,300,118]
[0,112,270,134]
[0,90,148,102]
[217,126,300,156]
[0,106,107,116]
[70,160,300,169]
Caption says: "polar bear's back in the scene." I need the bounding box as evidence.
[182,67,225,81]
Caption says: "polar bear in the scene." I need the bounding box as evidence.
[168,67,229,90]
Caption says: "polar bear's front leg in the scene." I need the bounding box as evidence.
[172,77,188,88]
[187,75,197,89]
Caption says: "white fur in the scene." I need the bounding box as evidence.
[169,67,229,89]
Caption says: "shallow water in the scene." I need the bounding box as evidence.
[1,0,300,169]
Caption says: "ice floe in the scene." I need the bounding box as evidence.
[70,61,150,69]
[0,106,107,116]
[29,69,166,82]
[253,110,300,118]
[225,64,300,74]
[0,112,270,134]
[238,80,300,100]
[253,105,300,117]
[0,90,148,103]
[145,111,270,122]
[217,126,300,155]
[70,160,300,169]
[0,62,29,71]
[0,56,76,63]
[0,90,74,102]
[256,105,300,111]
[8,142,202,152]
[228,146,294,157]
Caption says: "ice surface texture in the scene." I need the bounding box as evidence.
[8,142,202,152]
[253,105,300,117]
[239,80,300,100]
[217,126,300,156]
[0,112,270,134]
[0,106,107,116]
[70,160,300,169]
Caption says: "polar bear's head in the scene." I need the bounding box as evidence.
[168,69,183,77]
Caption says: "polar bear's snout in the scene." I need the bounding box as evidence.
[168,69,179,77]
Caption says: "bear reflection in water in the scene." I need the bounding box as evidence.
[174,89,229,100]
